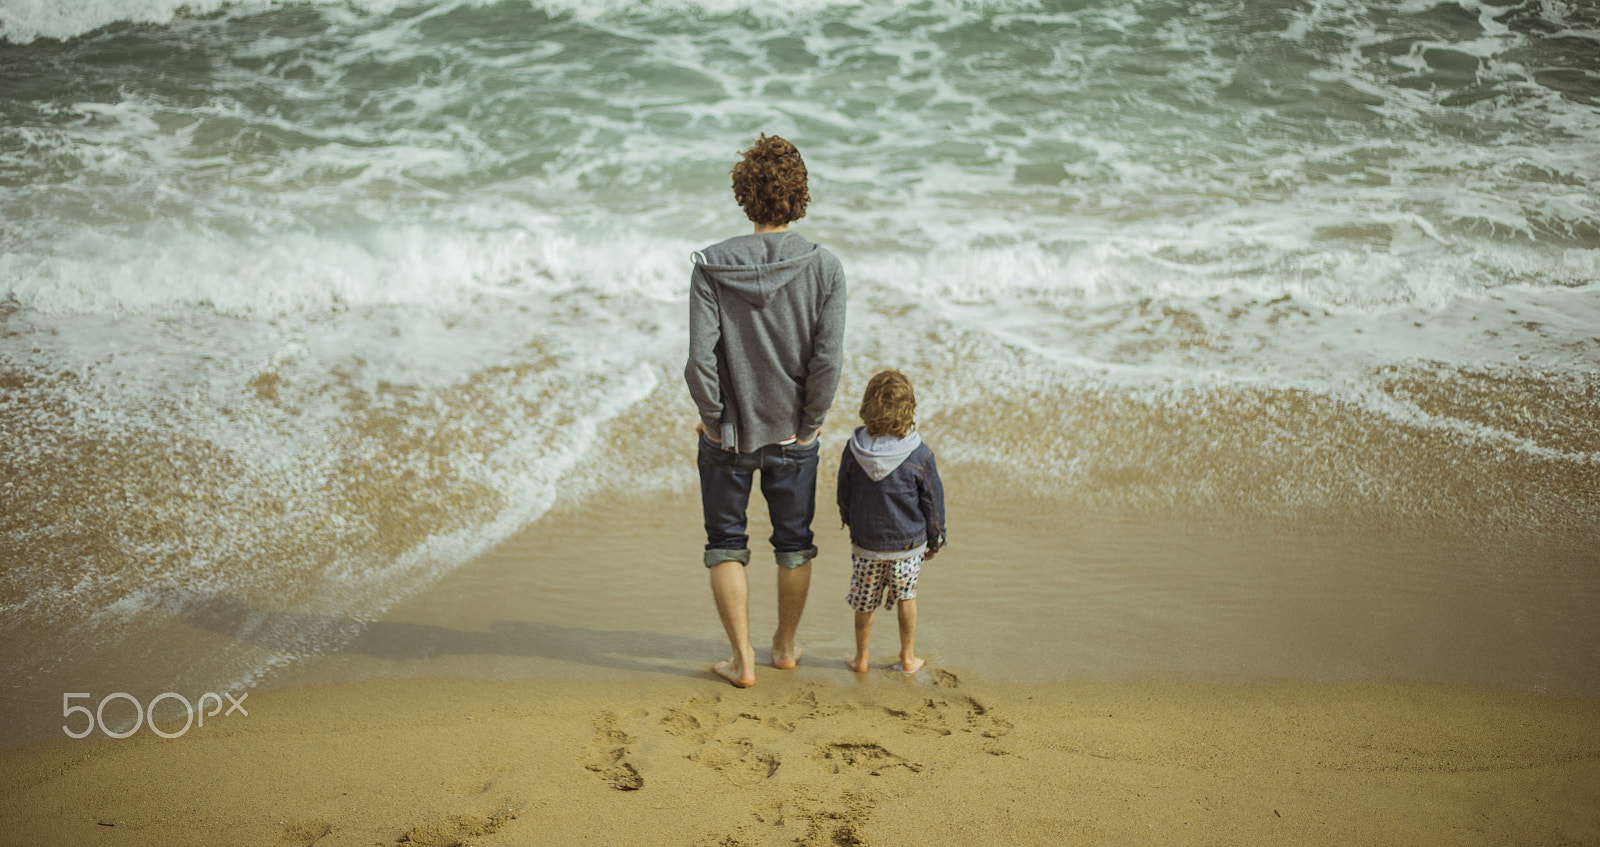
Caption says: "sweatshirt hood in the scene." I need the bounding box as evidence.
[693,231,820,308]
[848,426,922,482]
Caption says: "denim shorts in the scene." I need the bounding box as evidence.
[696,433,820,568]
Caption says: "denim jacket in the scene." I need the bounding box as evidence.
[836,432,947,554]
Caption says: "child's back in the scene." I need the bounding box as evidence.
[835,369,946,673]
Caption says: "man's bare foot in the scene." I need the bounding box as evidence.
[894,656,925,673]
[772,643,802,670]
[713,658,756,688]
[846,656,871,673]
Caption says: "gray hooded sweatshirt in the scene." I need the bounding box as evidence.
[847,427,922,481]
[685,231,846,454]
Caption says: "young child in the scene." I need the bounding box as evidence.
[836,368,947,673]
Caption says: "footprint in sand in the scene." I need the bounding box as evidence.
[580,711,644,790]
[963,693,1014,739]
[789,791,876,847]
[582,682,1012,804]
[881,698,953,737]
[688,735,782,786]
[878,692,1012,742]
[397,810,516,846]
[280,820,330,846]
[812,741,924,776]
[592,684,1019,845]
[712,791,876,847]
[660,705,703,735]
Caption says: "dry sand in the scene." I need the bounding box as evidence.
[2,672,1598,846]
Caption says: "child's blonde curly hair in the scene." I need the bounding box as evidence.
[859,368,916,439]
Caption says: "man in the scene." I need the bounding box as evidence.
[685,134,846,688]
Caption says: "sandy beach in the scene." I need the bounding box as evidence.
[3,672,1598,846]
[4,475,1599,846]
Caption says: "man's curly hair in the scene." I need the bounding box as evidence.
[731,134,809,227]
[859,369,916,439]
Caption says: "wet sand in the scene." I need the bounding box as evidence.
[3,474,1599,844]
[271,473,1600,698]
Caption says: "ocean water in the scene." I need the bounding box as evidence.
[3,0,1598,733]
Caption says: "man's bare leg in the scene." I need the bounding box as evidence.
[848,609,874,672]
[894,598,924,673]
[771,559,811,669]
[709,560,756,687]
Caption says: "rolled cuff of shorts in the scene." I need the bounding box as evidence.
[704,548,751,568]
[775,547,818,569]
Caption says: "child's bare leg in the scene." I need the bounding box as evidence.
[895,598,924,673]
[848,610,874,672]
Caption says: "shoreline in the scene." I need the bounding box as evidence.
[4,468,1597,756]
[271,473,1600,698]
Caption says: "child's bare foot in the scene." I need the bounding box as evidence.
[713,658,756,688]
[771,642,802,670]
[894,656,925,673]
[846,655,871,673]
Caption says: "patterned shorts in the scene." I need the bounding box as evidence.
[846,551,923,612]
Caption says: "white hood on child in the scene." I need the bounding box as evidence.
[847,426,922,482]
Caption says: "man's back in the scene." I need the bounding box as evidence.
[686,230,845,454]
